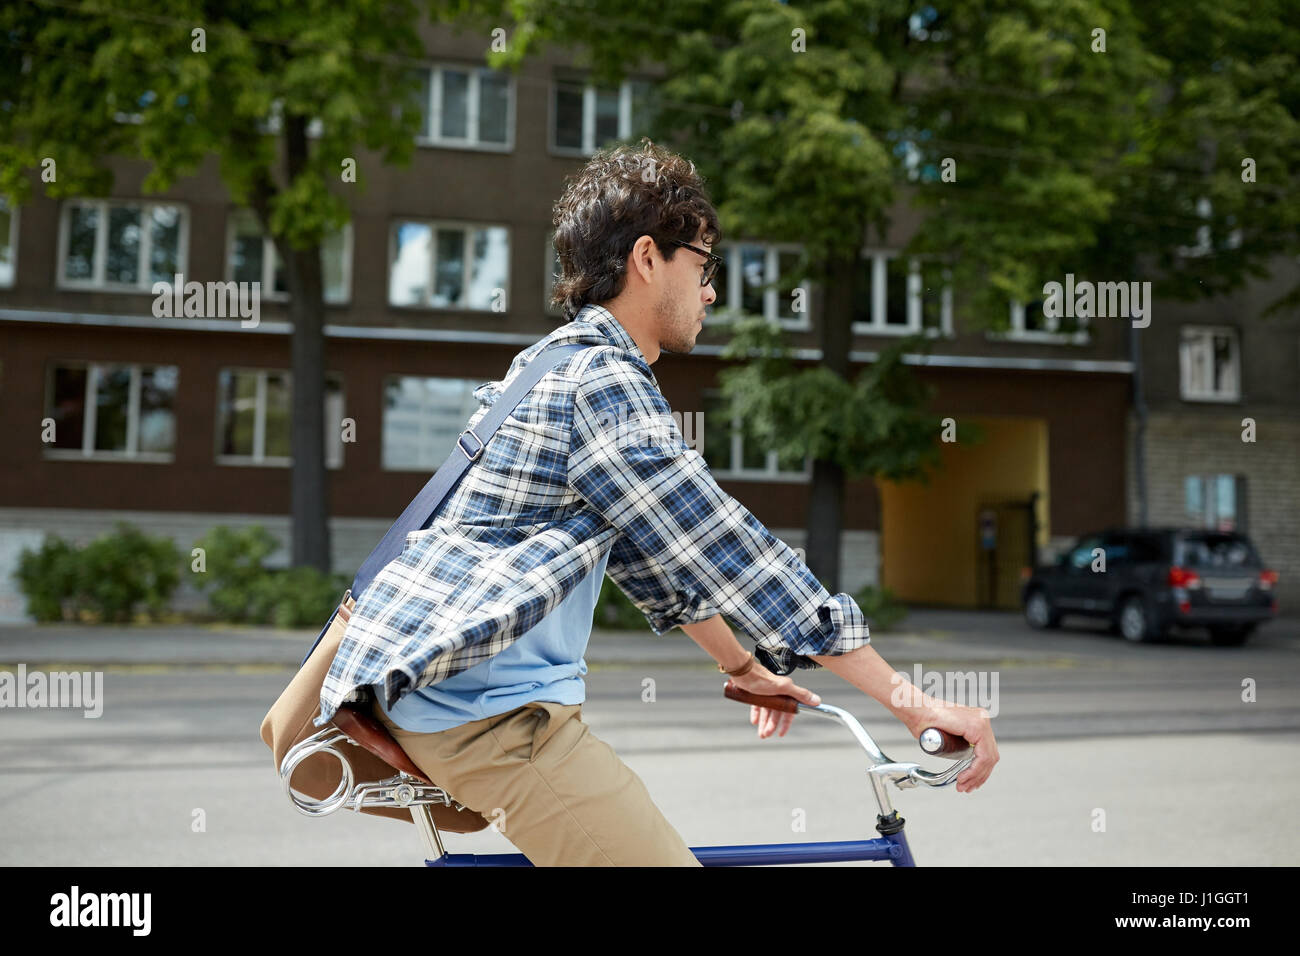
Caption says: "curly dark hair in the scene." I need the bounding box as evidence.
[550,138,722,320]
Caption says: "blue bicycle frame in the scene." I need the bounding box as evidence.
[426,830,916,867]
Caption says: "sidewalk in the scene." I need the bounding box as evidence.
[0,608,1025,668]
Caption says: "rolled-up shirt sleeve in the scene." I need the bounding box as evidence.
[569,352,870,673]
[604,530,721,635]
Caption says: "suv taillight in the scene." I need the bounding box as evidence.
[1167,566,1202,589]
[1259,569,1279,590]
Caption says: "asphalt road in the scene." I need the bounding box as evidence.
[1,609,1296,866]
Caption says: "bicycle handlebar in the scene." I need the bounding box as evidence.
[722,681,800,714]
[918,727,972,758]
[721,680,976,789]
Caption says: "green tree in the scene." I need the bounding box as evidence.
[0,0,501,572]
[714,315,976,585]
[499,0,1298,590]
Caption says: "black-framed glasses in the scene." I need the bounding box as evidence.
[667,238,724,287]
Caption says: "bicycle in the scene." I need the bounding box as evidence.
[278,680,976,866]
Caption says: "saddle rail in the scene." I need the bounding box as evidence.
[277,702,490,860]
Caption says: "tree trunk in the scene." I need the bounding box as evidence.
[281,115,331,573]
[285,245,330,572]
[804,250,857,594]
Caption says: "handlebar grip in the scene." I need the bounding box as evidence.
[919,727,973,758]
[722,680,800,714]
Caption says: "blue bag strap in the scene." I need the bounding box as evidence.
[300,341,591,666]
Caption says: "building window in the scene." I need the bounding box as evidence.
[990,297,1090,344]
[215,368,345,467]
[0,196,16,287]
[851,252,952,337]
[58,200,187,291]
[1180,326,1240,402]
[551,76,653,155]
[1184,474,1248,532]
[226,209,352,303]
[389,220,509,311]
[411,64,513,149]
[382,376,483,471]
[1177,196,1242,259]
[701,388,810,482]
[708,243,811,331]
[43,362,178,460]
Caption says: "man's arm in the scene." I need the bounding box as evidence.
[603,528,723,635]
[810,644,941,736]
[568,351,870,672]
[675,613,940,733]
[678,612,754,674]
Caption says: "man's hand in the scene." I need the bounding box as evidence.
[811,643,1000,794]
[727,660,820,739]
[906,702,998,794]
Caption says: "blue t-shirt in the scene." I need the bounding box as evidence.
[378,548,612,732]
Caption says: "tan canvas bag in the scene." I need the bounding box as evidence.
[259,595,488,832]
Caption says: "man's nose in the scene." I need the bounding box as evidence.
[702,280,717,305]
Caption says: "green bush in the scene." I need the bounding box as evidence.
[191,525,347,626]
[594,577,651,630]
[191,525,279,621]
[853,584,908,632]
[251,565,351,628]
[14,523,181,622]
[76,523,181,621]
[13,535,79,622]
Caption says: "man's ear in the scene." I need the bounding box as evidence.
[627,234,659,286]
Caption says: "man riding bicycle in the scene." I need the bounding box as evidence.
[317,139,998,866]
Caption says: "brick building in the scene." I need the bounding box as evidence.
[1126,258,1300,611]
[3,22,1287,621]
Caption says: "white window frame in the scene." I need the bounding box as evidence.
[43,361,177,462]
[214,367,345,468]
[549,76,648,156]
[707,242,813,332]
[850,250,952,338]
[702,388,812,483]
[1179,325,1241,403]
[0,196,17,288]
[988,298,1091,345]
[1184,473,1246,532]
[380,374,485,472]
[224,209,353,304]
[387,218,511,313]
[56,199,189,293]
[413,63,515,152]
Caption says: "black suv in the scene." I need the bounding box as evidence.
[1021,528,1277,646]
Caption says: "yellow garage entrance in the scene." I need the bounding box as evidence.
[878,416,1050,608]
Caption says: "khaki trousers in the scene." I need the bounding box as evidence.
[370,696,701,867]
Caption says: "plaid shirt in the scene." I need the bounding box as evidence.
[315,303,870,728]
